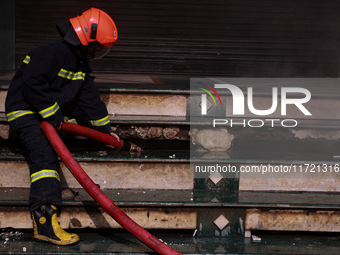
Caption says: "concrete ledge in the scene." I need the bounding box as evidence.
[245,208,340,233]
[0,91,188,117]
[0,206,197,230]
[239,163,340,192]
[0,161,193,190]
[102,94,187,116]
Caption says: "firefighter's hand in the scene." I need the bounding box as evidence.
[55,121,63,131]
[55,119,68,131]
[109,132,120,142]
[107,132,120,149]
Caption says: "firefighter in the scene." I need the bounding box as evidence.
[5,8,120,245]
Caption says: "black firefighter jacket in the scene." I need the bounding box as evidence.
[5,40,111,134]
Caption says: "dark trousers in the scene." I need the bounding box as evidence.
[16,123,62,211]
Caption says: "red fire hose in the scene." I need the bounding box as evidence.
[60,122,124,149]
[40,121,181,255]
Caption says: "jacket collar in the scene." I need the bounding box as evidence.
[57,20,81,46]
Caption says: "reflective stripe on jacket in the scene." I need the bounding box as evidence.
[31,169,60,184]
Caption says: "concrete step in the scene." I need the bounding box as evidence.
[1,188,340,235]
[1,74,340,124]
[1,141,340,239]
[1,148,340,192]
[0,148,339,235]
[1,74,340,156]
[0,74,190,118]
[1,229,340,255]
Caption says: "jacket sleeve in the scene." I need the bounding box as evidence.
[77,75,112,134]
[22,45,64,127]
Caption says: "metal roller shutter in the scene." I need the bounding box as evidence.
[15,0,340,76]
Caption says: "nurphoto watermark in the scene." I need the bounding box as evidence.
[189,78,340,180]
[190,78,314,128]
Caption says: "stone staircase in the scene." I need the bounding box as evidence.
[0,73,340,254]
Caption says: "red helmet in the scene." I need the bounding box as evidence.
[69,8,118,47]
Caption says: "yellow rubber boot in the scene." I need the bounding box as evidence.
[32,204,79,245]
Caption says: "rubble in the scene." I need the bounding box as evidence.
[190,128,234,151]
[116,125,188,140]
[0,125,10,140]
[0,229,23,246]
[163,127,180,139]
